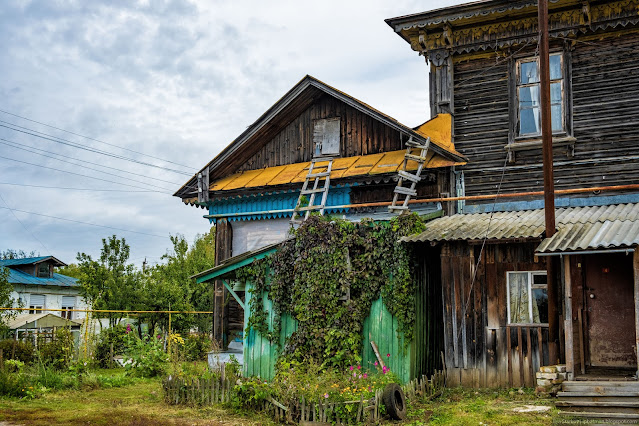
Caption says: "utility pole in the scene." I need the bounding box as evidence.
[538,0,560,365]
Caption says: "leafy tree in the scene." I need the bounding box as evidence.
[56,263,82,279]
[76,235,141,329]
[0,250,38,260]
[0,267,19,335]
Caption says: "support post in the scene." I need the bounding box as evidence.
[214,219,233,347]
[538,0,560,365]
[634,249,639,379]
[563,255,574,379]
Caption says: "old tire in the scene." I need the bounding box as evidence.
[382,383,407,420]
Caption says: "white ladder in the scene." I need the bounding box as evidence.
[388,137,431,213]
[291,156,334,224]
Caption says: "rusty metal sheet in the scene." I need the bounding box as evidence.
[221,169,265,191]
[267,162,310,186]
[340,153,386,178]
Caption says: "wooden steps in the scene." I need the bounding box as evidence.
[557,380,639,421]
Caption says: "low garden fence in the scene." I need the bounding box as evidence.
[163,369,445,424]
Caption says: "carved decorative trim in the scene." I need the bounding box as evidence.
[429,49,450,67]
[406,0,639,55]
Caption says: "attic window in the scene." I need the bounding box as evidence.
[37,263,51,278]
[313,118,340,156]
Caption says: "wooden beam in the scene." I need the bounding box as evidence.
[222,280,245,310]
[563,255,574,379]
[634,249,639,379]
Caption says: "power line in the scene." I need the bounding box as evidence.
[0,138,176,192]
[0,108,197,171]
[0,191,50,253]
[0,182,165,194]
[0,121,193,176]
[0,206,169,239]
[0,137,184,187]
[0,154,169,193]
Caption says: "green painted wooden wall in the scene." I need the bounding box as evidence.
[242,283,424,383]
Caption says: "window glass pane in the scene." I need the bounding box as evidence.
[551,104,563,132]
[519,86,540,108]
[520,107,541,135]
[532,273,547,285]
[509,273,530,323]
[550,54,562,80]
[550,82,563,104]
[532,288,548,323]
[520,61,539,84]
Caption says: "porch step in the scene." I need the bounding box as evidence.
[558,411,639,420]
[557,381,639,419]
[562,381,639,393]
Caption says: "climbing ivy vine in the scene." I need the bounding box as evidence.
[236,213,425,370]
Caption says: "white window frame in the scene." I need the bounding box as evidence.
[28,294,45,314]
[515,53,565,139]
[506,271,548,325]
[61,296,76,320]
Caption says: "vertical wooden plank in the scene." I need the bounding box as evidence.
[563,255,574,378]
[634,249,639,379]
[507,325,512,386]
[517,326,524,387]
[537,326,543,370]
[526,327,533,387]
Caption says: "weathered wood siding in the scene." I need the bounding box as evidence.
[237,94,403,172]
[440,241,551,387]
[453,31,639,206]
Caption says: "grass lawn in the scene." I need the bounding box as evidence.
[0,370,557,425]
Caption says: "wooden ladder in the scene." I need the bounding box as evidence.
[291,156,334,224]
[388,136,431,213]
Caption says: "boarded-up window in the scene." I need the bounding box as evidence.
[313,118,340,156]
[61,296,75,320]
[29,294,45,314]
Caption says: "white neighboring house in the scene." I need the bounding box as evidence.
[1,256,88,321]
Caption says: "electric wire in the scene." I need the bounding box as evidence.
[0,154,168,193]
[0,138,184,187]
[0,192,50,253]
[0,206,169,239]
[0,122,192,176]
[0,182,162,193]
[0,138,176,192]
[0,108,197,171]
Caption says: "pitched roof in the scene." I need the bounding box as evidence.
[7,313,82,330]
[5,269,79,287]
[174,76,466,200]
[402,203,639,253]
[0,256,66,267]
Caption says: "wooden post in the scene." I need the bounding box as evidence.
[214,219,233,347]
[563,255,574,379]
[634,249,639,379]
[538,0,560,366]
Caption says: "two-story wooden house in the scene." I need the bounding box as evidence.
[386,0,639,412]
[175,75,467,348]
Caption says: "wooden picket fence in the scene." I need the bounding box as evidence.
[163,376,232,405]
[402,370,446,401]
[163,370,446,423]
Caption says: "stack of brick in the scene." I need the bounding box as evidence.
[535,365,567,396]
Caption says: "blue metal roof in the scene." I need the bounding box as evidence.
[0,256,62,267]
[207,187,351,223]
[5,269,79,287]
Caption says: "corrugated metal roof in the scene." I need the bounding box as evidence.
[0,256,66,267]
[402,203,639,253]
[6,269,79,287]
[207,149,463,193]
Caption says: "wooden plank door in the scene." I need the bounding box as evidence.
[585,253,636,368]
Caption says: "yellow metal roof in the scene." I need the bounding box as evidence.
[207,149,466,192]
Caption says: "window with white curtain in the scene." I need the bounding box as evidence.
[507,271,548,324]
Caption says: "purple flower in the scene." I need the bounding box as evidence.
[353,372,357,377]
[324,393,329,399]
[357,365,361,370]
[374,361,378,366]
[358,374,362,379]
[126,324,132,332]
[386,353,390,358]
[157,334,162,340]
[363,373,368,379]
[349,366,354,371]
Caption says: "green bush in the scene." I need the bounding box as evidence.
[95,324,129,368]
[183,333,212,361]
[0,339,34,363]
[38,328,74,369]
[125,334,168,378]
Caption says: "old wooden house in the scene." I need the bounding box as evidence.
[386,0,639,413]
[175,76,467,375]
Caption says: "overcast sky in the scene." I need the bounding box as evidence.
[0,0,467,267]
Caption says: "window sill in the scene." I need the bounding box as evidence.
[504,136,576,162]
